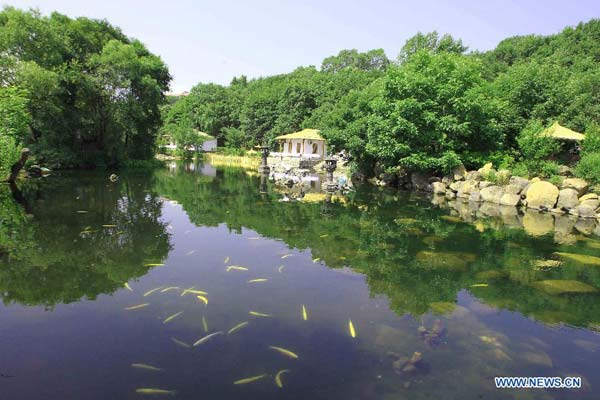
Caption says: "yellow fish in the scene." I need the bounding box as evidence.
[227,266,249,272]
[196,295,208,306]
[193,331,223,346]
[124,303,150,311]
[124,282,133,291]
[234,374,267,385]
[143,287,164,297]
[161,286,180,293]
[186,250,197,256]
[249,311,271,317]
[275,369,290,388]
[102,224,117,228]
[131,363,163,372]
[471,283,489,287]
[302,305,308,321]
[312,258,320,263]
[348,319,356,338]
[202,316,208,332]
[135,388,176,395]
[281,254,292,259]
[278,265,285,273]
[247,278,268,283]
[163,311,183,324]
[188,289,207,295]
[228,321,249,335]
[319,234,329,238]
[269,346,299,359]
[247,237,261,240]
[144,263,165,267]
[76,210,88,213]
[180,286,195,296]
[224,256,230,263]
[170,337,191,348]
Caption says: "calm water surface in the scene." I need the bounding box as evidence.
[1,162,600,400]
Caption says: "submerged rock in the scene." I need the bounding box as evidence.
[553,252,600,266]
[416,251,476,271]
[532,280,598,295]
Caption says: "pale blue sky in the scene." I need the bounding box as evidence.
[3,0,600,92]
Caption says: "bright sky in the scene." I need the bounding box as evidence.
[3,0,600,92]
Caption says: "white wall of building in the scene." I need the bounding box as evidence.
[279,139,326,157]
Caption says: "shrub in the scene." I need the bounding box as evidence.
[517,120,561,161]
[576,152,600,183]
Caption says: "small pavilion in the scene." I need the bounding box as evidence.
[273,129,327,159]
[540,122,585,142]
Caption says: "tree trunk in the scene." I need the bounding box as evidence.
[6,148,30,183]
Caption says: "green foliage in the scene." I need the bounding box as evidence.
[576,152,600,183]
[0,86,30,176]
[366,51,506,173]
[397,31,467,64]
[0,7,171,168]
[516,120,561,160]
[321,49,389,73]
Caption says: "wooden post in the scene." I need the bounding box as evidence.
[6,148,30,183]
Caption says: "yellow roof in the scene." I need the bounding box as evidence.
[275,129,324,141]
[540,122,585,141]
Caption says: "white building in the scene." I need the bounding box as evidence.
[163,130,217,153]
[272,129,326,159]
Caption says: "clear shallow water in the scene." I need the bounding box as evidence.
[1,162,599,400]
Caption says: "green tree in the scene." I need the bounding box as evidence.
[0,86,30,178]
[367,51,506,172]
[398,31,467,64]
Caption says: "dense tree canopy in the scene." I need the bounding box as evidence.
[0,7,171,168]
[162,19,600,180]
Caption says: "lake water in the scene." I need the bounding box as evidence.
[1,161,599,400]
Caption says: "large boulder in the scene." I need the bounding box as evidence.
[525,181,559,209]
[479,181,494,189]
[499,193,521,206]
[580,199,600,210]
[452,164,467,181]
[469,191,482,202]
[561,178,589,196]
[556,188,580,210]
[465,171,481,181]
[480,185,505,204]
[575,205,597,218]
[432,182,446,195]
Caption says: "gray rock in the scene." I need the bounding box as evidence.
[480,185,505,204]
[580,199,600,210]
[449,181,463,192]
[469,191,482,202]
[499,193,521,206]
[561,178,589,196]
[432,182,447,195]
[577,205,597,218]
[457,180,479,198]
[465,171,481,181]
[556,188,580,210]
[509,176,530,192]
[479,181,494,189]
[574,219,595,235]
[504,184,523,195]
[558,165,573,176]
[580,193,599,202]
[452,164,467,181]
